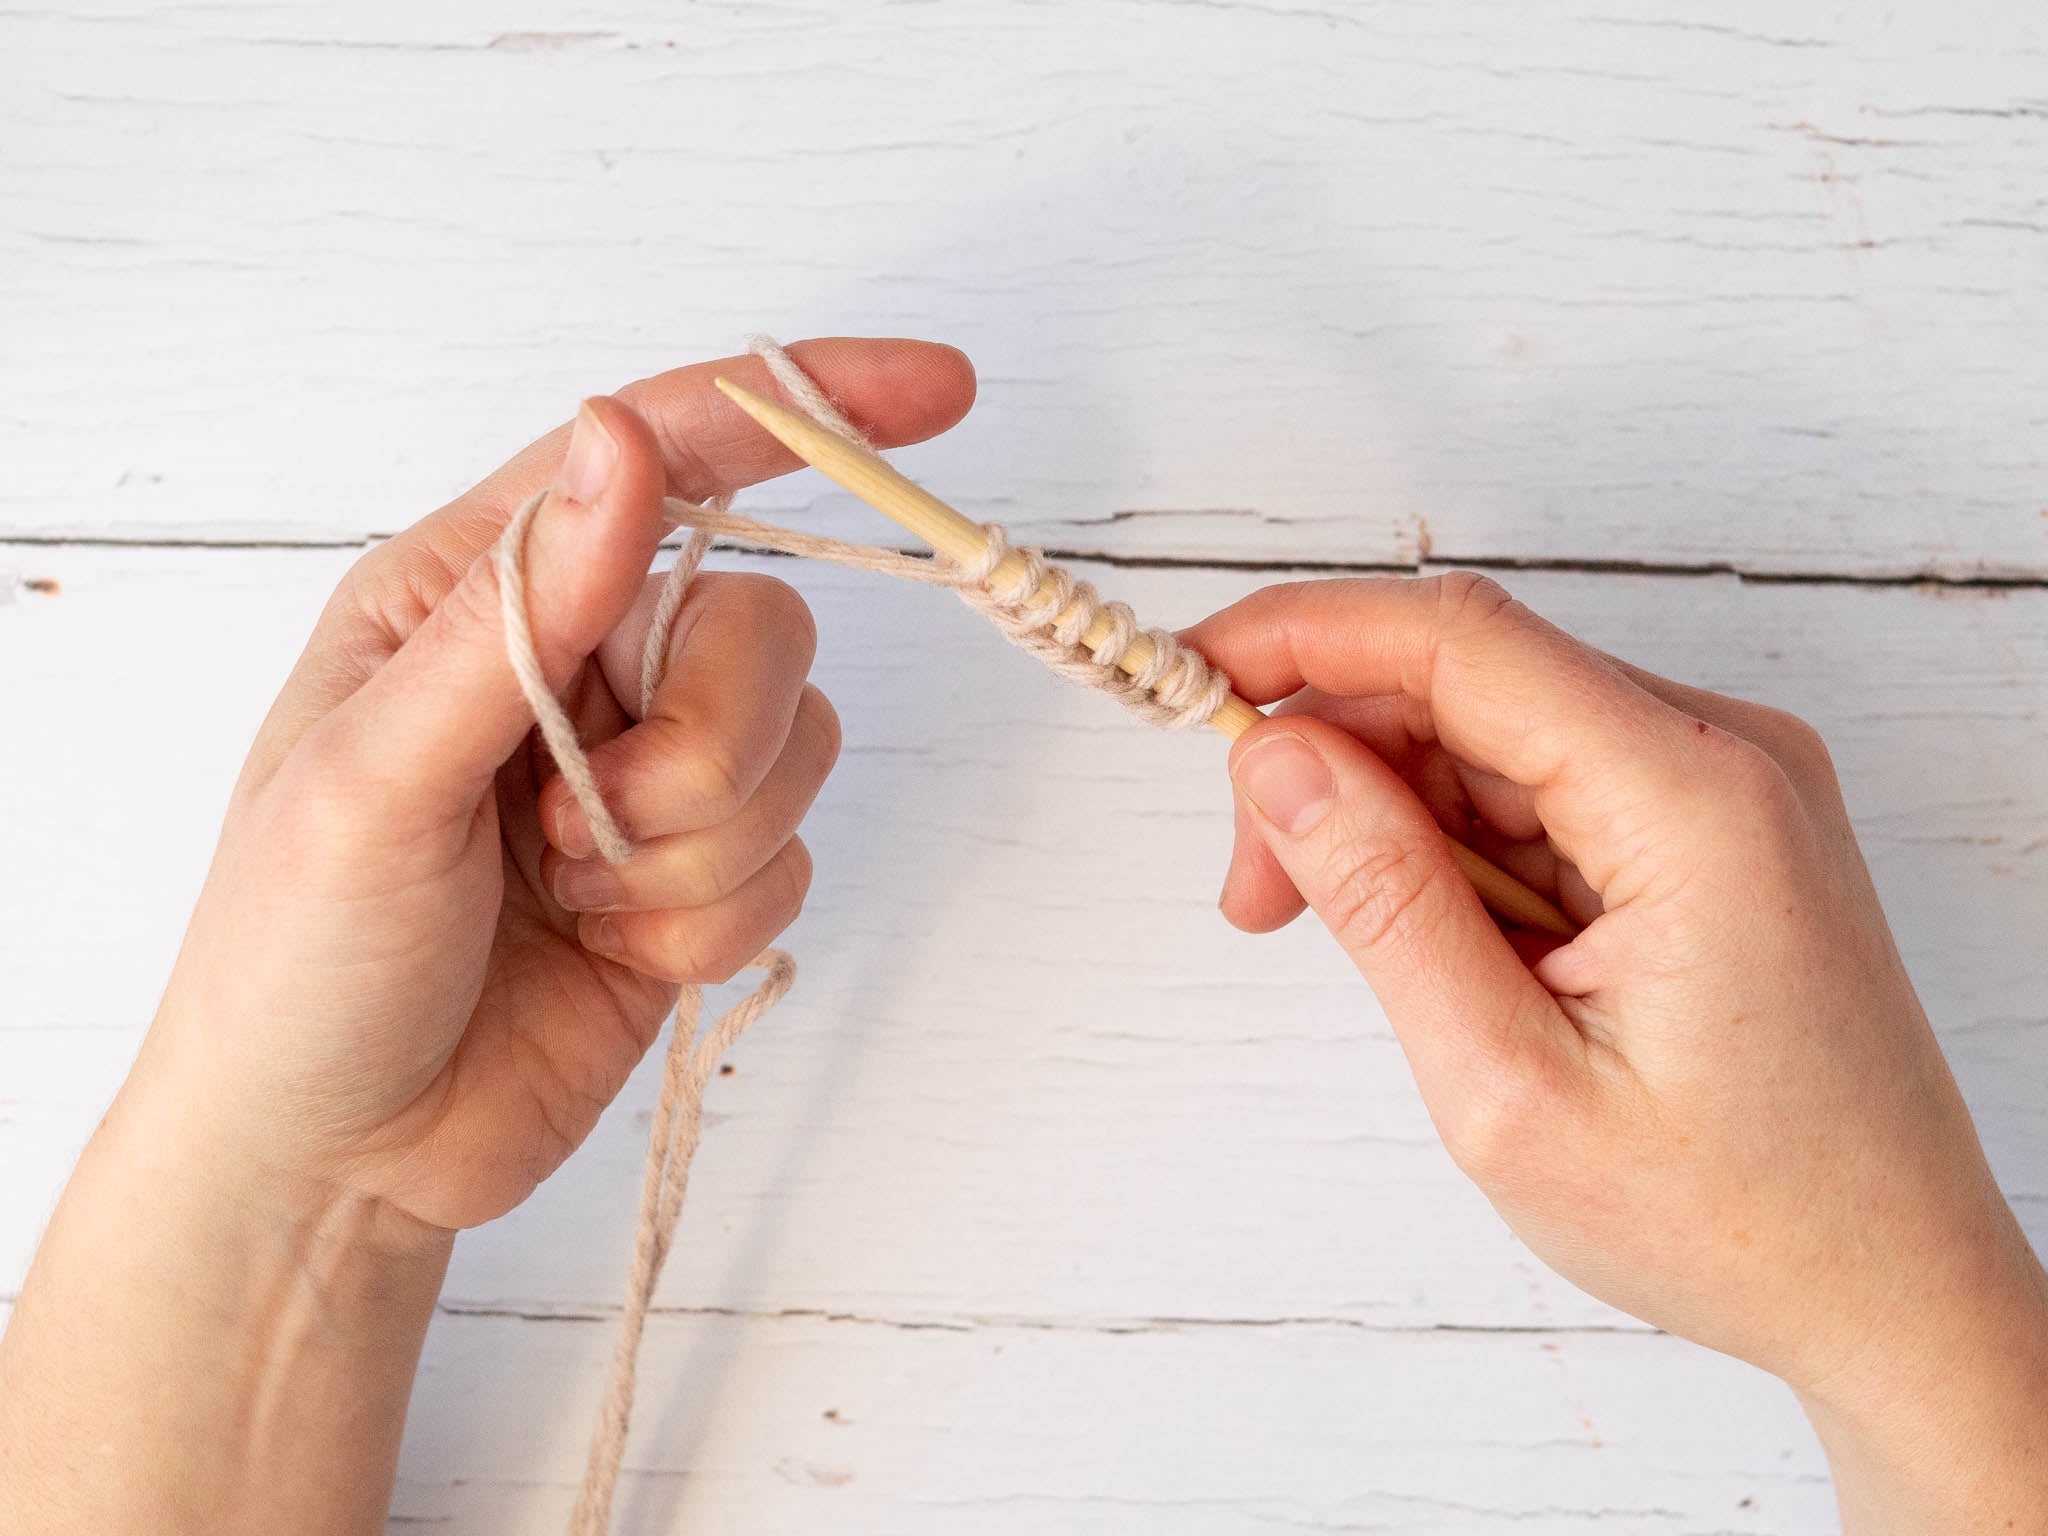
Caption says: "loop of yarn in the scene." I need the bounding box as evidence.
[491,335,1237,1536]
[491,493,637,867]
[648,497,1233,731]
[668,335,1236,733]
[951,523,1232,731]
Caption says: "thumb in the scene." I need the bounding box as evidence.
[1228,715,1571,1115]
[325,396,669,825]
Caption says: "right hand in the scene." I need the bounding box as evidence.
[1183,574,2048,1533]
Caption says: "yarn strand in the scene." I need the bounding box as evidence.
[494,478,794,1536]
[563,951,794,1536]
[491,336,1235,1536]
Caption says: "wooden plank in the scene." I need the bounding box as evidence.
[3,547,2041,1339]
[2,4,2045,574]
[384,1308,1835,1534]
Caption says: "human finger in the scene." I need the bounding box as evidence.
[1218,798,1307,932]
[545,686,839,913]
[254,339,974,783]
[388,337,977,591]
[539,570,818,858]
[1227,714,1582,1156]
[308,396,669,837]
[1183,574,1747,898]
[578,838,814,984]
[1223,689,1549,927]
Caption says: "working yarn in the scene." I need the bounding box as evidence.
[671,499,1231,732]
[497,493,787,1536]
[494,337,1233,1534]
[704,336,1233,730]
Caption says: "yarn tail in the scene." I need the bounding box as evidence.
[567,953,795,1536]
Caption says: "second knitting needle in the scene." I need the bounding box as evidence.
[713,375,1577,940]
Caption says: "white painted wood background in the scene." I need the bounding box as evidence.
[3,4,2043,1532]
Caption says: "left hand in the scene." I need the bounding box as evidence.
[132,338,976,1235]
[0,340,975,1536]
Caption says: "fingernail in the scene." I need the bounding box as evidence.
[1233,732,1335,836]
[555,801,595,860]
[557,402,616,505]
[554,859,622,912]
[582,915,624,958]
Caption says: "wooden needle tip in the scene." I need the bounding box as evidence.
[715,374,829,458]
[714,375,768,413]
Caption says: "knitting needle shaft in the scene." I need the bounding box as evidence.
[714,376,1577,939]
[716,378,1197,709]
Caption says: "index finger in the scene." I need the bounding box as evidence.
[263,338,971,787]
[381,337,978,607]
[1181,573,1736,890]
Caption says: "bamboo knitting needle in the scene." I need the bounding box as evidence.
[714,376,1578,939]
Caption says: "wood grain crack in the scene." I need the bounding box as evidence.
[430,1300,1658,1338]
[10,537,2046,591]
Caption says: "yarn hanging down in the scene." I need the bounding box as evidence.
[492,336,1235,1535]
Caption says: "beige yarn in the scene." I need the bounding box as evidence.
[663,335,1232,733]
[497,479,786,1536]
[492,337,1233,1535]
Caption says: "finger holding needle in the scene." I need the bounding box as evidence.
[711,375,1577,939]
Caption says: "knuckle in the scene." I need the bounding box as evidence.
[1437,1056,1549,1186]
[330,512,474,650]
[434,560,506,648]
[1431,570,1516,635]
[692,743,749,824]
[1755,706,1838,784]
[631,715,746,828]
[326,541,410,641]
[268,726,378,857]
[797,685,843,777]
[728,572,818,661]
[1713,732,1805,822]
[650,910,728,985]
[1269,577,1335,607]
[665,838,729,906]
[644,412,726,509]
[1712,733,1794,806]
[1316,834,1443,957]
[776,838,815,920]
[660,719,747,825]
[647,842,810,986]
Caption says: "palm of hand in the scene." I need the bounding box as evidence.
[348,709,681,1234]
[163,536,673,1232]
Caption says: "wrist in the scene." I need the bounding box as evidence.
[90,1061,458,1382]
[0,1063,453,1534]
[1794,1226,2048,1534]
[111,1036,456,1259]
